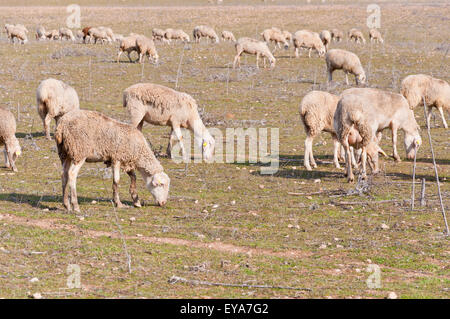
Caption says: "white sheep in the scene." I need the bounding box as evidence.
[152,28,166,41]
[135,35,159,64]
[0,107,21,172]
[369,28,384,44]
[35,26,46,40]
[45,29,59,40]
[221,30,236,42]
[336,88,422,181]
[319,30,332,51]
[331,28,343,42]
[401,74,450,128]
[123,83,215,161]
[193,25,219,43]
[325,49,366,85]
[164,28,190,43]
[117,34,139,62]
[233,37,276,69]
[5,24,28,44]
[293,30,325,58]
[55,109,170,212]
[261,28,289,50]
[59,27,75,41]
[348,28,366,44]
[36,78,80,140]
[88,27,109,44]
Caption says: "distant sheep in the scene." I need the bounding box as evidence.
[221,30,236,42]
[36,78,80,140]
[193,25,219,43]
[369,29,384,43]
[59,27,75,41]
[164,28,190,43]
[123,83,216,161]
[401,74,450,128]
[331,28,343,42]
[36,26,46,40]
[45,29,59,40]
[293,30,325,57]
[0,107,21,172]
[282,30,292,42]
[325,49,366,85]
[319,30,332,51]
[88,27,109,44]
[135,35,159,63]
[55,109,170,212]
[261,28,289,50]
[5,24,28,44]
[348,28,366,44]
[117,34,139,63]
[233,37,276,69]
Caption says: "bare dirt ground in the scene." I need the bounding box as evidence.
[0,2,448,298]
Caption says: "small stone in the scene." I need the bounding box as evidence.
[319,244,327,249]
[381,223,389,230]
[366,259,372,263]
[336,244,344,249]
[29,277,39,283]
[292,166,297,170]
[42,208,49,212]
[202,209,209,214]
[230,200,236,205]
[334,237,340,241]
[136,234,143,237]
[129,217,136,223]
[91,200,97,204]
[355,268,361,273]
[287,224,293,228]
[30,292,42,299]
[212,204,219,209]
[194,200,199,204]
[78,216,85,221]
[0,247,10,254]
[258,184,265,189]
[386,292,398,299]
[314,179,321,183]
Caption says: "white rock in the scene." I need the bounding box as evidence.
[30,277,39,283]
[387,292,398,299]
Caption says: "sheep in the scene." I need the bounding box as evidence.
[45,29,59,40]
[348,28,366,44]
[261,28,289,50]
[164,28,190,43]
[114,33,124,42]
[152,28,166,41]
[123,83,215,161]
[15,24,28,34]
[293,30,325,58]
[97,26,115,42]
[325,49,366,85]
[81,26,92,43]
[299,91,385,171]
[193,25,219,43]
[59,27,75,41]
[117,34,139,63]
[135,35,159,64]
[319,30,332,51]
[55,109,170,212]
[36,78,80,140]
[35,25,46,40]
[336,88,422,181]
[331,28,343,42]
[221,30,236,42]
[369,28,384,44]
[401,74,450,128]
[88,27,109,44]
[282,30,292,42]
[5,24,28,44]
[0,107,21,172]
[233,37,276,69]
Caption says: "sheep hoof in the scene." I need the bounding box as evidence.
[305,166,312,171]
[347,176,355,183]
[133,201,142,208]
[394,157,401,163]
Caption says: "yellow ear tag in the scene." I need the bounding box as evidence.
[203,142,207,147]
[415,139,421,147]
[16,150,21,156]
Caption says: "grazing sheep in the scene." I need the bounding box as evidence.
[164,28,190,43]
[117,34,139,63]
[88,27,109,44]
[55,109,170,212]
[0,107,21,172]
[325,49,366,85]
[401,74,450,128]
[135,35,159,63]
[348,28,366,44]
[293,30,325,58]
[282,30,292,42]
[193,25,219,43]
[233,37,276,69]
[36,78,80,140]
[152,28,166,41]
[261,28,289,50]
[319,30,332,51]
[123,83,216,161]
[59,27,75,41]
[81,26,92,43]
[369,28,384,44]
[36,25,46,40]
[97,26,115,42]
[5,24,28,44]
[45,29,59,40]
[336,88,422,182]
[221,30,236,42]
[331,28,343,42]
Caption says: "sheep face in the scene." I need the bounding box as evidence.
[202,135,216,161]
[356,72,366,85]
[147,172,170,206]
[365,142,380,173]
[404,130,422,160]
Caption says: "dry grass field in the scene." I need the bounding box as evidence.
[0,2,448,298]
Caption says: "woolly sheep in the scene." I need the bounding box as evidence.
[282,30,292,42]
[164,28,190,43]
[123,83,216,161]
[348,28,366,44]
[36,78,80,140]
[193,25,219,43]
[97,26,115,42]
[55,109,170,212]
[401,74,450,128]
[336,88,422,181]
[293,30,325,58]
[117,34,140,63]
[88,27,109,44]
[135,35,159,64]
[59,27,75,41]
[221,30,236,42]
[5,24,28,44]
[152,28,166,41]
[45,29,59,40]
[36,26,46,40]
[0,107,21,172]
[331,28,343,42]
[325,49,366,85]
[261,28,289,50]
[233,37,276,69]
[319,30,332,51]
[369,28,384,44]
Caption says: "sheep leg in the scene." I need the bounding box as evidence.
[351,147,360,169]
[332,137,342,169]
[127,170,141,207]
[343,140,354,182]
[68,159,85,213]
[338,144,346,162]
[112,161,125,208]
[4,145,16,172]
[437,106,448,129]
[44,113,52,140]
[173,127,187,161]
[166,128,175,158]
[117,50,123,63]
[327,69,333,83]
[391,125,401,162]
[62,158,71,211]
[360,148,367,179]
[4,148,10,168]
[233,52,241,69]
[304,136,313,170]
[256,53,260,69]
[345,72,349,85]
[295,47,299,58]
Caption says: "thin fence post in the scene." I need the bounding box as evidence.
[420,178,426,207]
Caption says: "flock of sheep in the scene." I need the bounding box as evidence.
[1,21,449,212]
